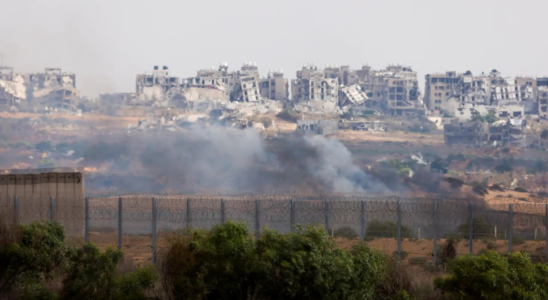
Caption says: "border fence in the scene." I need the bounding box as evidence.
[2,195,548,266]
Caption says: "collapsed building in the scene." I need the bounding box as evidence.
[444,118,527,147]
[185,62,288,103]
[0,66,79,111]
[424,69,545,121]
[489,118,527,147]
[443,120,490,147]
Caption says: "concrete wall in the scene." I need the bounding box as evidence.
[0,169,85,235]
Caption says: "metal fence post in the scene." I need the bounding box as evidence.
[85,197,89,243]
[433,201,438,267]
[186,198,191,229]
[152,197,157,264]
[221,199,226,224]
[255,199,260,240]
[397,201,402,261]
[290,199,295,232]
[325,199,329,234]
[545,204,548,262]
[509,203,513,253]
[360,200,365,243]
[50,196,54,222]
[14,195,18,225]
[118,197,122,250]
[469,202,473,255]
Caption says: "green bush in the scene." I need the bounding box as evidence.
[0,221,68,295]
[162,221,387,300]
[276,107,300,122]
[0,222,157,299]
[333,226,358,239]
[366,220,413,239]
[456,217,494,239]
[435,251,548,299]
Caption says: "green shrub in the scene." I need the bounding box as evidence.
[276,107,300,122]
[456,217,494,239]
[435,251,548,299]
[334,226,358,239]
[162,221,387,300]
[366,220,412,238]
[0,221,68,295]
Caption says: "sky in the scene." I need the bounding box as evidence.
[1,0,547,98]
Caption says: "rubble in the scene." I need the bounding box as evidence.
[0,66,79,111]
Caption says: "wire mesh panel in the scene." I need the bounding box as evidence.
[329,197,361,239]
[120,196,153,263]
[259,198,291,234]
[361,200,399,261]
[400,201,435,265]
[513,203,546,262]
[88,197,119,248]
[294,199,326,229]
[473,203,510,254]
[189,197,222,230]
[225,198,255,232]
[156,196,188,233]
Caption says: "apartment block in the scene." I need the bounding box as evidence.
[291,64,339,103]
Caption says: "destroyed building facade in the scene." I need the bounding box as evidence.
[259,70,288,101]
[0,66,79,111]
[443,120,489,146]
[135,65,183,106]
[291,64,339,103]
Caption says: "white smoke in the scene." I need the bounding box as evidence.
[304,134,386,194]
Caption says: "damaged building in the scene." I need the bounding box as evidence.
[338,84,368,108]
[426,69,530,120]
[444,120,489,147]
[296,119,338,136]
[489,118,527,147]
[259,70,288,101]
[444,118,527,147]
[0,66,79,111]
[538,77,548,118]
[135,65,184,106]
[291,64,339,103]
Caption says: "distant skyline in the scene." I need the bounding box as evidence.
[1,0,547,97]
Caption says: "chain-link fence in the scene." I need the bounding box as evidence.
[1,195,547,266]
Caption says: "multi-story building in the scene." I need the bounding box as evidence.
[383,64,424,116]
[443,120,489,146]
[424,71,460,111]
[259,70,288,101]
[537,77,548,118]
[135,65,181,103]
[291,64,339,103]
[185,62,287,102]
[0,66,79,111]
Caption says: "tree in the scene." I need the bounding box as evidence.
[435,251,548,299]
[485,111,498,124]
[162,221,387,300]
[0,222,68,295]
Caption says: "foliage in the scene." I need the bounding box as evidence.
[0,222,157,299]
[334,226,358,239]
[0,222,68,295]
[495,157,514,173]
[366,220,412,239]
[162,221,387,300]
[485,111,498,124]
[61,244,157,300]
[341,108,355,120]
[276,107,300,122]
[456,217,494,239]
[435,251,548,300]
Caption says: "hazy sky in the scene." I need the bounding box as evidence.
[1,0,547,97]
